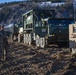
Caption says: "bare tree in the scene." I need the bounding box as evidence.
[66,0,73,4]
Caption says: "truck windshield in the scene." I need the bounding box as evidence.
[34,9,54,20]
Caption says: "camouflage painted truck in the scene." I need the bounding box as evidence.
[12,22,23,42]
[23,9,74,48]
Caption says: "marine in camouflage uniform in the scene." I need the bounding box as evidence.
[0,25,9,61]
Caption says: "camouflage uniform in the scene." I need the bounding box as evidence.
[0,26,9,61]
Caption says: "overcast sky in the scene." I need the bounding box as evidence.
[0,0,24,4]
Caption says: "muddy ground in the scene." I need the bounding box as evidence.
[0,42,76,75]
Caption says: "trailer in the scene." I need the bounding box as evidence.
[23,9,74,48]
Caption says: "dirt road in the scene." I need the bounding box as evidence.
[0,43,76,75]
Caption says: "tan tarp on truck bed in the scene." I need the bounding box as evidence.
[69,23,76,54]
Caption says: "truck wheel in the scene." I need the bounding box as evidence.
[36,35,40,47]
[26,34,29,44]
[24,34,26,43]
[28,34,32,45]
[71,48,76,54]
[18,34,20,43]
[40,38,45,48]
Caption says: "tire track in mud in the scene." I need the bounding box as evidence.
[0,42,76,75]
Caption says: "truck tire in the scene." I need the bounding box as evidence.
[24,34,26,44]
[36,35,40,47]
[71,48,76,54]
[18,34,20,43]
[40,38,45,48]
[26,34,29,44]
[28,34,32,45]
[13,35,16,41]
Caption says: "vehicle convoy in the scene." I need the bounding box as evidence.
[23,9,74,48]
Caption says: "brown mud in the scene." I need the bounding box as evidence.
[0,42,76,75]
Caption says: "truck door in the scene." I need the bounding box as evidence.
[40,20,48,37]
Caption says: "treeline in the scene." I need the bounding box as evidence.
[0,7,12,23]
[0,1,37,25]
[0,0,73,25]
[26,0,73,3]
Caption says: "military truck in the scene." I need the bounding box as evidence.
[23,9,74,48]
[12,22,23,42]
[18,26,23,43]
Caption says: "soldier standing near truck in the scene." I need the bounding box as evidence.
[0,25,9,61]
